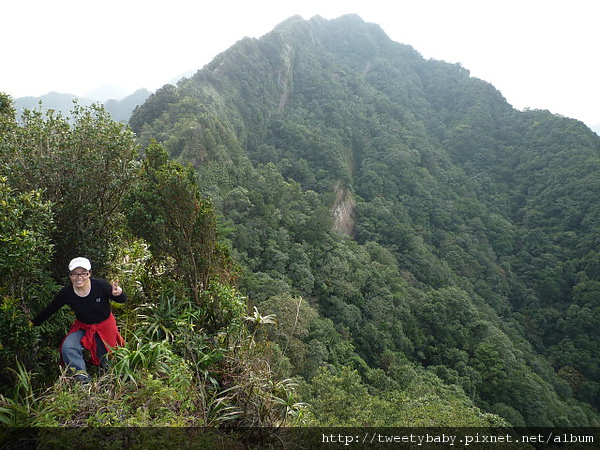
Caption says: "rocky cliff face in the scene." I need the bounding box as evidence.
[333,181,356,236]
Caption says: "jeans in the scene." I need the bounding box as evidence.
[61,330,108,377]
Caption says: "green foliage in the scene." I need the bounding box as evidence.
[255,294,357,379]
[0,175,58,392]
[216,339,307,427]
[0,93,14,117]
[110,338,182,386]
[0,101,139,277]
[124,141,236,303]
[136,291,200,342]
[1,327,301,430]
[34,342,203,427]
[104,236,153,309]
[0,177,55,298]
[305,365,506,427]
[0,297,40,391]
[200,281,247,334]
[0,359,45,426]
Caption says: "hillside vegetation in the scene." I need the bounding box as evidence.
[1,14,599,435]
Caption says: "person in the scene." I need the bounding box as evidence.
[33,257,126,383]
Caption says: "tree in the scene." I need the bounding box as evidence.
[0,178,54,298]
[124,141,235,303]
[0,177,56,391]
[1,100,139,277]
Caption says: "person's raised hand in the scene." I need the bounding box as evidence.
[111,279,123,296]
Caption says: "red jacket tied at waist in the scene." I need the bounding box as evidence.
[64,313,125,365]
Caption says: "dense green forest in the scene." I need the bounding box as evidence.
[2,14,600,436]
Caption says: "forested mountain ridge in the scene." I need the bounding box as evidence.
[128,14,600,427]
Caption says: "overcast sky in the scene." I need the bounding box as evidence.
[2,0,598,126]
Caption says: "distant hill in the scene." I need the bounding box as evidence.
[14,88,151,123]
[14,91,95,114]
[104,89,152,122]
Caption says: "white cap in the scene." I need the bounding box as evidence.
[68,257,91,272]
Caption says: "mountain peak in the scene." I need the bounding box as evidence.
[128,14,600,427]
